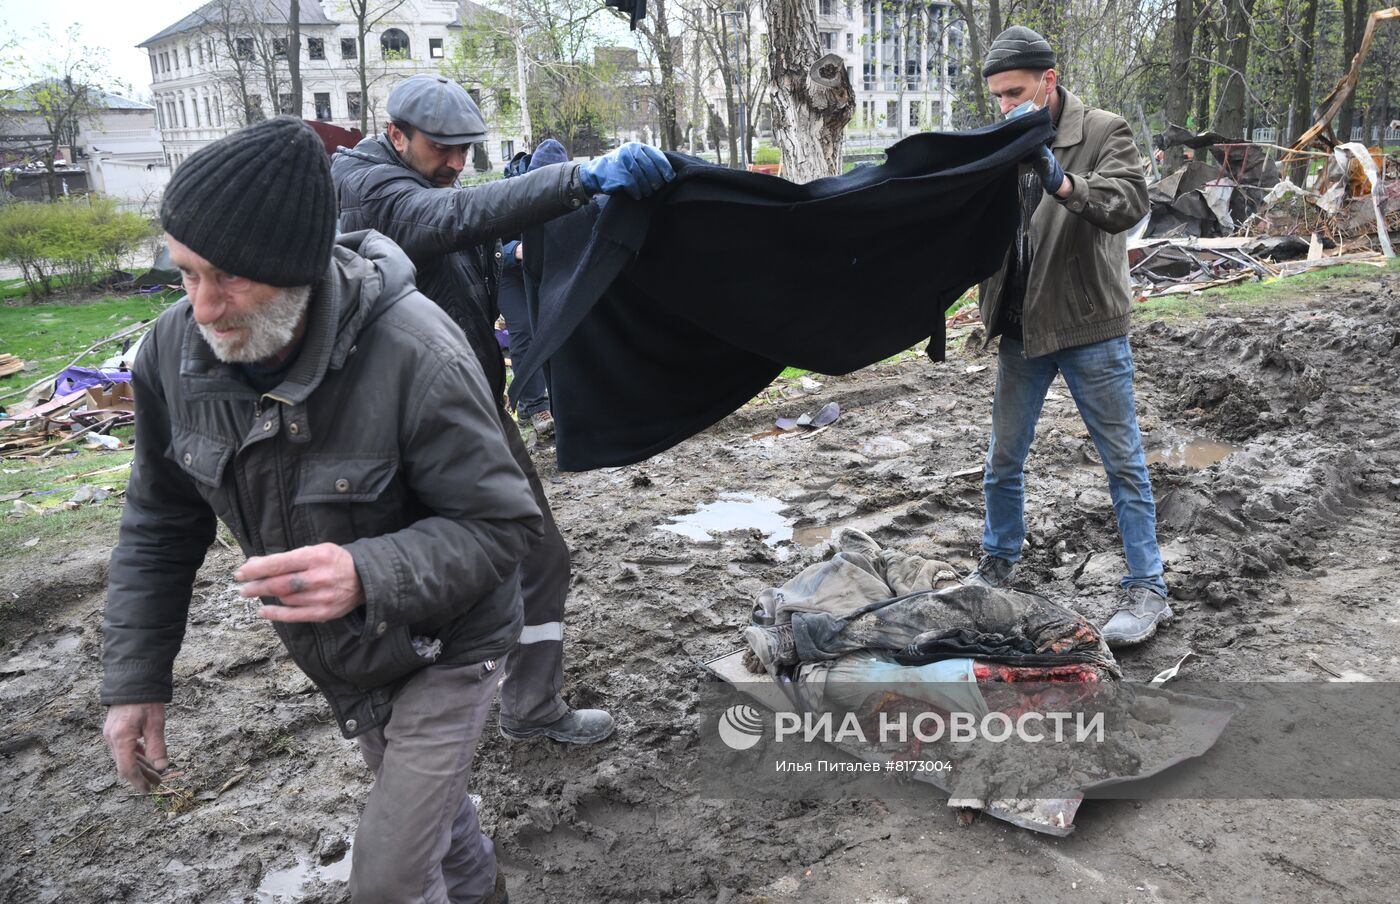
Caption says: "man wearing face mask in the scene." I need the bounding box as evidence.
[334,76,674,746]
[965,27,1167,649]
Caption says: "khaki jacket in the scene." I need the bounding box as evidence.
[979,89,1148,357]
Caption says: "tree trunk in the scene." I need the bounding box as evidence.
[1194,18,1213,131]
[949,0,991,124]
[1163,0,1196,169]
[1213,0,1259,138]
[1338,0,1371,140]
[647,0,682,150]
[761,0,853,182]
[358,27,369,134]
[1287,0,1321,181]
[288,0,303,117]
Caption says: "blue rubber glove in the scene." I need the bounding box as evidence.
[1029,145,1066,195]
[577,143,675,199]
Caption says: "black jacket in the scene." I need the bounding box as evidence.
[331,134,592,400]
[513,111,1057,470]
[101,232,544,737]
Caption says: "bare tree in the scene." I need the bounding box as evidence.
[611,0,683,149]
[761,0,854,182]
[1163,0,1198,169]
[338,0,411,134]
[288,0,303,117]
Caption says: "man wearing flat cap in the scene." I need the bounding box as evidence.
[334,75,674,747]
[102,116,535,902]
[964,27,1169,648]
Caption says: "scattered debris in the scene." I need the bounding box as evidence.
[0,354,24,378]
[774,401,840,433]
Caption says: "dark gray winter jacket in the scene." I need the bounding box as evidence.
[331,134,592,400]
[101,231,544,737]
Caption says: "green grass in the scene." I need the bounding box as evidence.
[0,449,131,553]
[1133,257,1399,320]
[0,292,179,400]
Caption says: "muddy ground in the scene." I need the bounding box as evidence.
[4,271,1400,903]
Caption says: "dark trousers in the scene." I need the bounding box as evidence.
[351,661,503,903]
[499,264,550,418]
[497,405,571,729]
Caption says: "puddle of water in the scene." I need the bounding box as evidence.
[659,493,793,546]
[1146,439,1240,469]
[257,846,353,903]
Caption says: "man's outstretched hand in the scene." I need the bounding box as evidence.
[578,143,675,199]
[236,543,363,623]
[103,702,168,792]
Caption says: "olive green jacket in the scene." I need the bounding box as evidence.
[979,89,1149,357]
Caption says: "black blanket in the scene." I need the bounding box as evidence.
[514,111,1055,471]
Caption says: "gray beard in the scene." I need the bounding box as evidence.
[197,285,312,364]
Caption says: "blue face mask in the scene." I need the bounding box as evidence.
[1004,75,1050,120]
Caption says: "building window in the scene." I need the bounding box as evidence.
[314,92,332,120]
[347,91,362,119]
[846,0,854,20]
[180,99,188,128]
[172,47,179,70]
[197,43,204,65]
[500,140,514,162]
[819,31,834,50]
[496,87,512,111]
[235,38,253,60]
[192,97,200,127]
[308,37,325,60]
[909,101,920,128]
[341,37,357,59]
[150,55,158,78]
[819,0,834,15]
[430,37,444,59]
[381,28,410,59]
[273,38,288,59]
[279,93,296,115]
[185,46,192,67]
[846,33,854,52]
[203,96,212,126]
[886,100,897,126]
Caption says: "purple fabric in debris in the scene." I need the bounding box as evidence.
[53,367,132,397]
[496,328,510,351]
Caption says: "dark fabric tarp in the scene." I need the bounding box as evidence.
[514,111,1056,471]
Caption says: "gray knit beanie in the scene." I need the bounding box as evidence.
[160,116,336,287]
[982,25,1057,78]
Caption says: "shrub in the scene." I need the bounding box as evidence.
[0,197,153,302]
[752,145,781,165]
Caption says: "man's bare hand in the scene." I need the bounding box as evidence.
[235,543,364,623]
[103,703,168,792]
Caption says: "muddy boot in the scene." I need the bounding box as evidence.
[964,554,1016,589]
[1101,586,1174,648]
[484,869,508,904]
[743,623,799,670]
[499,707,614,744]
[529,410,555,439]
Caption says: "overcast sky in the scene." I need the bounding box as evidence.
[2,0,204,99]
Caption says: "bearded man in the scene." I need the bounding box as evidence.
[100,116,534,903]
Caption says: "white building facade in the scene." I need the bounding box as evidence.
[140,0,525,170]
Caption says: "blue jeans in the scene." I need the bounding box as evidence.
[982,335,1167,596]
[498,262,550,418]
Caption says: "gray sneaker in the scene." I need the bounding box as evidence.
[529,410,555,439]
[743,623,799,670]
[500,708,614,744]
[1101,586,1174,648]
[964,554,1016,589]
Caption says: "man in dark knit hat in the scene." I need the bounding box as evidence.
[334,75,674,747]
[965,27,1170,648]
[101,116,533,903]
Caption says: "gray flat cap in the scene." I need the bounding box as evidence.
[386,75,487,144]
[982,25,1057,78]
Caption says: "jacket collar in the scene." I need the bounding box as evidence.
[1051,87,1086,150]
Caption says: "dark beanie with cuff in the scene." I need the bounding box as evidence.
[982,25,1057,78]
[160,116,337,287]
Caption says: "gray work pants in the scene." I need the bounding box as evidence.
[497,407,571,730]
[351,661,503,904]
